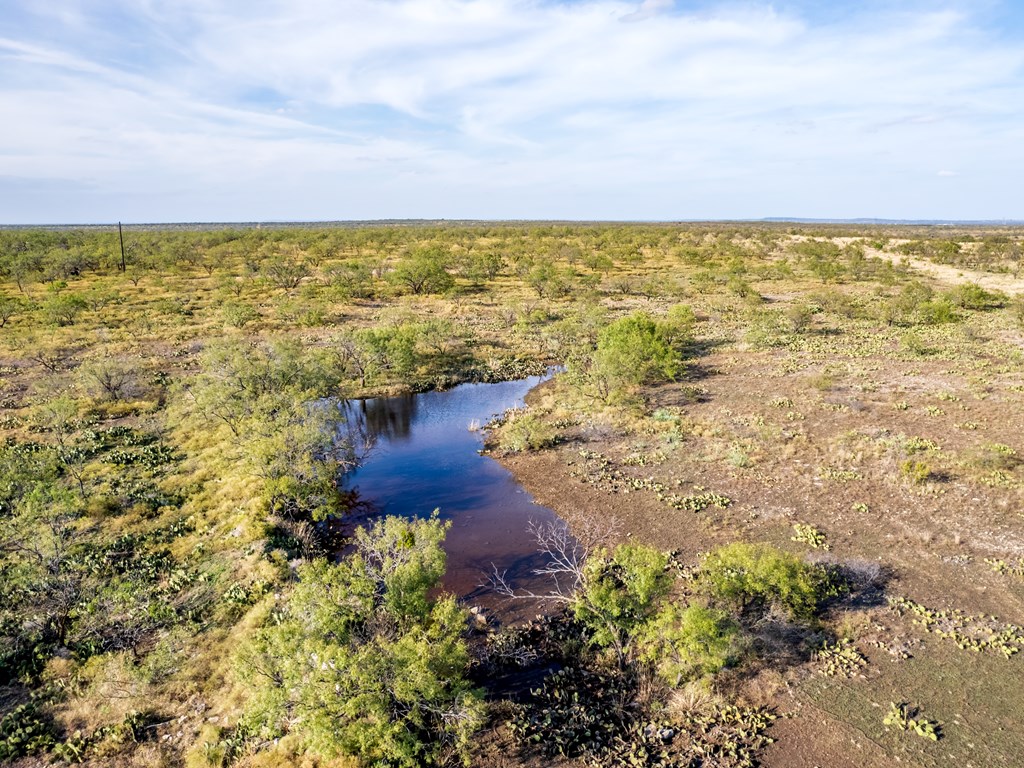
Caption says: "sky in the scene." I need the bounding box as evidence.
[1,0,1023,224]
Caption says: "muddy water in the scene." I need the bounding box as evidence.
[339,376,565,620]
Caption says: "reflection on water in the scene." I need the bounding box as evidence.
[346,394,417,442]
[338,375,566,620]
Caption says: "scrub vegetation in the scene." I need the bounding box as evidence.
[1,221,1023,767]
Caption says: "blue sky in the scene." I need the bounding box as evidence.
[1,0,1022,223]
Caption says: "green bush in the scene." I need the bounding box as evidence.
[899,459,931,485]
[388,248,455,295]
[497,410,556,453]
[944,283,1006,310]
[237,515,484,767]
[574,543,671,665]
[785,303,815,332]
[42,292,88,326]
[699,542,840,621]
[915,297,958,325]
[221,300,259,328]
[636,604,741,685]
[590,311,690,394]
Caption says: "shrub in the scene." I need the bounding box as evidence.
[915,297,958,325]
[79,358,138,402]
[221,300,259,328]
[636,604,741,685]
[388,248,455,295]
[0,294,27,328]
[526,259,574,298]
[496,410,556,453]
[944,283,1006,310]
[700,542,840,620]
[237,516,484,767]
[899,459,931,485]
[574,543,671,665]
[42,292,88,326]
[785,303,815,332]
[590,311,690,394]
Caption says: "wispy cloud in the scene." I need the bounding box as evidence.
[620,0,675,23]
[0,1,1022,222]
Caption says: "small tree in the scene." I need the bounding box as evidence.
[635,604,741,685]
[699,542,840,621]
[261,255,310,290]
[42,292,87,326]
[388,249,454,295]
[574,543,672,667]
[586,310,690,397]
[0,295,26,328]
[79,358,137,402]
[238,516,484,766]
[244,399,355,521]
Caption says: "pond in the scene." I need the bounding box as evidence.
[338,375,567,620]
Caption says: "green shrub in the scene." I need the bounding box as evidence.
[699,542,839,620]
[636,604,741,685]
[42,292,88,326]
[944,283,1006,310]
[590,311,689,393]
[785,303,815,332]
[915,297,958,325]
[574,543,671,664]
[237,516,483,767]
[221,300,259,328]
[899,459,931,485]
[974,443,1019,472]
[497,410,556,453]
[387,248,454,295]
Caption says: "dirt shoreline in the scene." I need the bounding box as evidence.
[493,342,1024,767]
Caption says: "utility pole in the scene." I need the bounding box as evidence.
[118,222,126,272]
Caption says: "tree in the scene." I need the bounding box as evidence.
[526,259,573,298]
[699,542,840,621]
[42,292,88,326]
[79,357,137,402]
[586,310,691,397]
[388,248,455,295]
[635,604,741,685]
[262,255,310,291]
[491,521,671,669]
[238,516,484,766]
[574,543,672,667]
[336,324,421,388]
[0,483,89,674]
[188,338,343,435]
[244,399,355,521]
[0,294,27,328]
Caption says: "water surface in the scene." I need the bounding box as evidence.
[340,376,564,619]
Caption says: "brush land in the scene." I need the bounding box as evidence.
[1,222,1023,767]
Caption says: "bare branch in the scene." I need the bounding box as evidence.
[484,516,623,603]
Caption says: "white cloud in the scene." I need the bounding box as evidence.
[0,1,1022,221]
[620,0,675,23]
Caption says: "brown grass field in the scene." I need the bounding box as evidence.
[1,222,1022,767]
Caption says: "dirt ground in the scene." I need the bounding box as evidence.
[867,244,1024,296]
[496,306,1024,767]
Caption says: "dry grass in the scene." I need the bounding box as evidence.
[1,223,1022,767]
